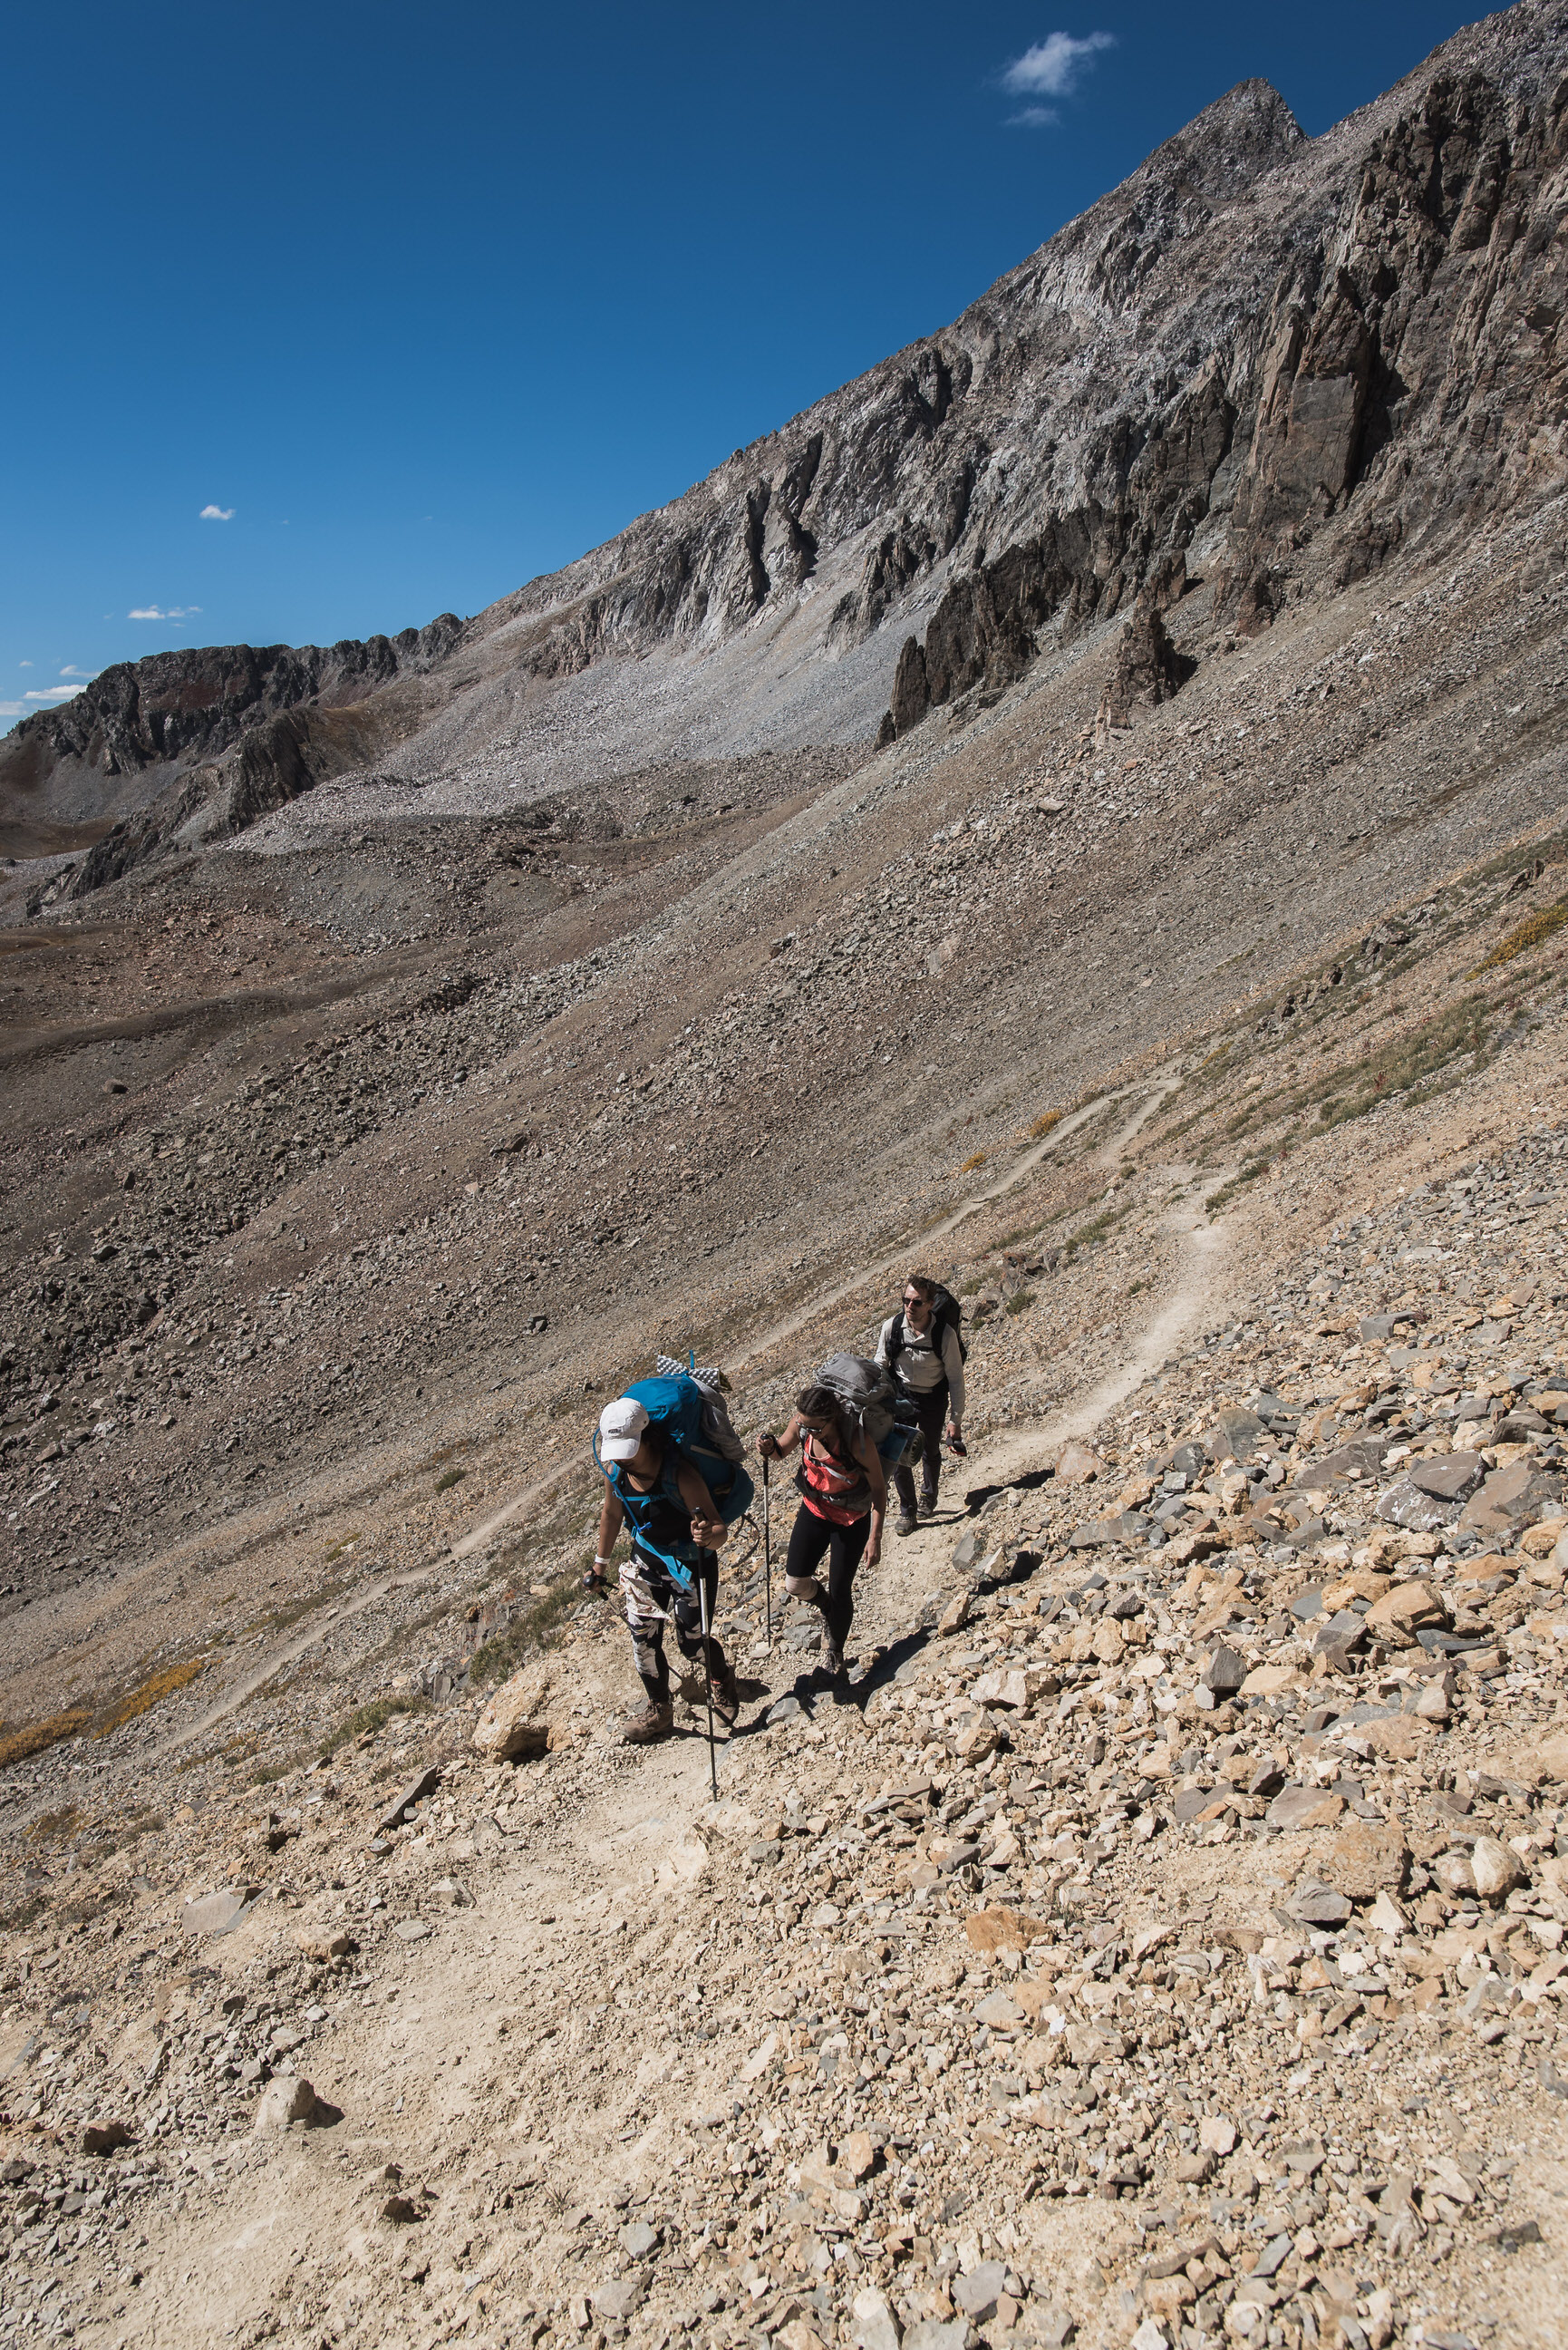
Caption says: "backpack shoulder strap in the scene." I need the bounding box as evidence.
[883,1313,904,1368]
[936,1305,969,1364]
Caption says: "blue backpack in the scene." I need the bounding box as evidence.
[594,1369,755,1585]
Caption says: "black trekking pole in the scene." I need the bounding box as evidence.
[762,1453,772,1652]
[697,1571,720,1801]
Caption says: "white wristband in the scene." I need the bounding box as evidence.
[595,1555,613,1568]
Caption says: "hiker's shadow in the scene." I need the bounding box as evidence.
[963,1465,1055,1513]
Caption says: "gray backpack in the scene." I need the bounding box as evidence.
[817,1352,899,1448]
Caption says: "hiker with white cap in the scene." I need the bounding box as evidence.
[592,1391,743,1746]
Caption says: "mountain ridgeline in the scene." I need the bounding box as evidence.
[6,6,1568,880]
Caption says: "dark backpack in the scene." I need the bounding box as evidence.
[885,1286,968,1373]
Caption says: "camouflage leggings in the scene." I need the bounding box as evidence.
[620,1549,719,1703]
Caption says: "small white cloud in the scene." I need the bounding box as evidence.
[128,604,202,620]
[199,504,235,520]
[18,659,33,668]
[24,685,85,702]
[1002,30,1114,121]
[0,700,24,717]
[60,665,96,678]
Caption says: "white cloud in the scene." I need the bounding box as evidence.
[1002,30,1114,122]
[60,665,95,678]
[24,684,85,702]
[0,701,24,718]
[18,659,32,668]
[129,605,201,620]
[199,503,235,520]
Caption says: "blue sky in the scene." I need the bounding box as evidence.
[2,2,1478,730]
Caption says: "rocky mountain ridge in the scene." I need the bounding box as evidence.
[10,4,1568,877]
[0,619,464,834]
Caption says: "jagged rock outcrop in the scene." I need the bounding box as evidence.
[65,703,406,900]
[493,79,1304,705]
[0,618,462,818]
[1093,586,1195,745]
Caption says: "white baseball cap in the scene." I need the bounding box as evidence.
[598,1396,650,1462]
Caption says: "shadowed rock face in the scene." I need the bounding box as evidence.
[879,52,1568,739]
[0,620,462,805]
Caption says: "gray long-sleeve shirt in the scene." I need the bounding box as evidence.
[875,1311,965,1423]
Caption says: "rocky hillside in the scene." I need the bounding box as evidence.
[4,9,1568,2350]
[0,1007,1564,2350]
[0,621,463,832]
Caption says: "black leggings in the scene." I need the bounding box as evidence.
[784,1505,870,1649]
[894,1384,948,1513]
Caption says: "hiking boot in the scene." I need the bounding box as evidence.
[822,1640,847,1680]
[708,1649,741,1727]
[918,1492,937,1519]
[622,1702,674,1745]
[895,1510,919,1539]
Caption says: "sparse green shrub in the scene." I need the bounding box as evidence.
[469,1577,582,1685]
[318,1693,433,1760]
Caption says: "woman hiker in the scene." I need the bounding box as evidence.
[757,1384,887,1681]
[593,1395,742,1745]
[875,1273,966,1536]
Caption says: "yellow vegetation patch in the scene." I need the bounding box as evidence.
[92,1656,208,1739]
[1029,1111,1063,1141]
[0,1710,92,1772]
[1476,898,1568,969]
[959,1150,988,1174]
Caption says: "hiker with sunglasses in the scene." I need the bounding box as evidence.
[757,1384,886,1682]
[875,1273,966,1536]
